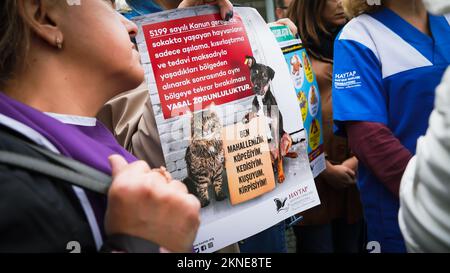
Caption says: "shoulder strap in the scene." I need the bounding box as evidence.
[0,130,111,195]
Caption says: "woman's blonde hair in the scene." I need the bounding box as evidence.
[342,0,384,18]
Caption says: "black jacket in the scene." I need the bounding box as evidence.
[0,127,97,253]
[0,126,159,253]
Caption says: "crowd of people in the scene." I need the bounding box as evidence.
[0,0,448,253]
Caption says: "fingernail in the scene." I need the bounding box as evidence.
[225,11,233,21]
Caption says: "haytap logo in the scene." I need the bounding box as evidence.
[274,197,288,213]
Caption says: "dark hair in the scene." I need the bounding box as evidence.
[0,0,29,89]
[287,0,329,47]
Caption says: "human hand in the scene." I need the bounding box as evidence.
[270,18,298,36]
[269,142,279,162]
[322,161,356,189]
[178,0,234,21]
[152,166,172,181]
[105,155,201,253]
[342,156,358,173]
[280,133,293,156]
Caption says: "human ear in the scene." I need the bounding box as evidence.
[17,0,64,49]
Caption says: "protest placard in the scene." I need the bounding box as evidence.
[134,6,320,252]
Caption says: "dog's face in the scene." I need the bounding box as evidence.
[245,56,275,96]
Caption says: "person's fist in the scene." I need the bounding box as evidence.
[322,161,357,190]
[105,155,201,252]
[270,18,298,37]
[280,133,293,156]
[178,0,234,21]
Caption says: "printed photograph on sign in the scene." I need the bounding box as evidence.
[290,54,305,89]
[133,6,320,252]
[274,29,326,178]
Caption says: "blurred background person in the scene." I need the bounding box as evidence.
[333,0,450,252]
[275,0,292,20]
[399,0,450,253]
[287,0,364,253]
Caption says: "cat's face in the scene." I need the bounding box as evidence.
[190,107,222,141]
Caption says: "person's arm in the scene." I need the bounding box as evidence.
[332,21,413,198]
[346,121,413,198]
[97,83,166,169]
[129,96,166,169]
[399,67,450,252]
[97,83,148,151]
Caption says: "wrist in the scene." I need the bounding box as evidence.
[319,160,334,180]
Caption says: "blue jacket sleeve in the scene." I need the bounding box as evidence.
[332,36,387,136]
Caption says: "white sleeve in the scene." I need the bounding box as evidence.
[399,67,450,252]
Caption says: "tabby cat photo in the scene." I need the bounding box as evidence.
[184,105,227,208]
